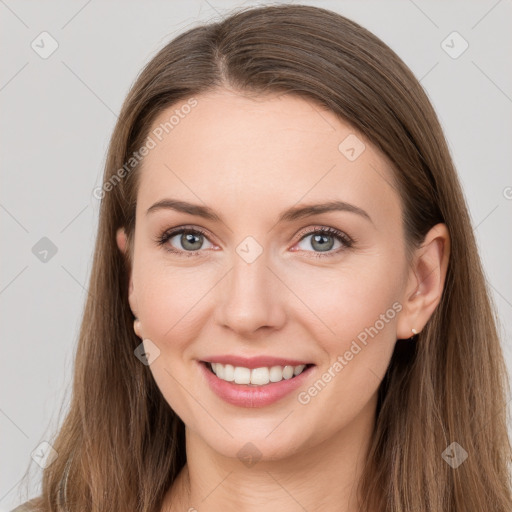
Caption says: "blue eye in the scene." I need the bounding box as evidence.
[294,226,353,258]
[156,226,213,257]
[155,225,354,258]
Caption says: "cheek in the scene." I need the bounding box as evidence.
[133,264,215,427]
[290,258,402,403]
[293,256,402,414]
[291,255,402,345]
[133,262,214,349]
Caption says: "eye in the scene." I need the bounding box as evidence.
[155,226,214,257]
[155,225,354,259]
[293,226,354,258]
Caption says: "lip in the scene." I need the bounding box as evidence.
[198,360,316,408]
[200,355,312,369]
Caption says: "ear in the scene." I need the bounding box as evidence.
[116,227,138,318]
[396,223,450,339]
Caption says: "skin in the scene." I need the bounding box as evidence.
[116,88,450,512]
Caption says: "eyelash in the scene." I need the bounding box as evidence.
[154,225,355,259]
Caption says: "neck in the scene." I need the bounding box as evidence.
[164,396,377,512]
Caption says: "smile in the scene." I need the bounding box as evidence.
[198,360,316,408]
[207,361,312,385]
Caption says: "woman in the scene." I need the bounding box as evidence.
[14,4,512,511]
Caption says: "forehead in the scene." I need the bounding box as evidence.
[136,89,400,228]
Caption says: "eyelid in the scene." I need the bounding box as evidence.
[292,225,354,257]
[156,224,354,258]
[155,225,216,257]
[295,225,352,242]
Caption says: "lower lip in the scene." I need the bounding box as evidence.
[198,361,315,408]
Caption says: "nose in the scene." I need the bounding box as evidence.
[214,246,287,337]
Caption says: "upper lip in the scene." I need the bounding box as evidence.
[200,355,313,369]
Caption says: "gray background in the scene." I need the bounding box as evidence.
[1,0,511,509]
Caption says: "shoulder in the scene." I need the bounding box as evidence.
[10,505,31,512]
[10,498,41,512]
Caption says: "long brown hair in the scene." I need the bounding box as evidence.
[19,4,511,511]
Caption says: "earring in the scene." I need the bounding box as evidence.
[133,318,141,337]
[409,327,419,339]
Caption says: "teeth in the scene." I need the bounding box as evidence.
[209,362,308,385]
[251,367,270,385]
[233,366,251,384]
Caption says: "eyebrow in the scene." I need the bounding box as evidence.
[146,198,373,225]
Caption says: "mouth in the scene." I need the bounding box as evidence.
[198,359,317,407]
[200,360,316,387]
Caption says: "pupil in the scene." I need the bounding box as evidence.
[312,234,334,252]
[182,233,202,250]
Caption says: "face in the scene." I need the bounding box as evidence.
[119,89,415,461]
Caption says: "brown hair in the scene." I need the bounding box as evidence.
[18,4,511,511]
